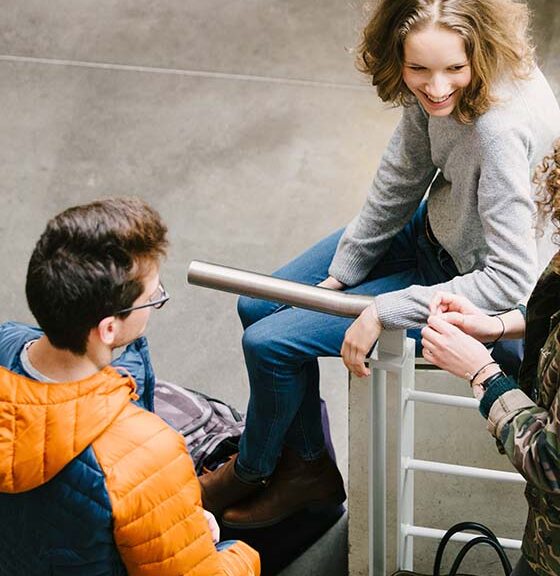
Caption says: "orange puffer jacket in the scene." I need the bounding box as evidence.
[0,365,259,576]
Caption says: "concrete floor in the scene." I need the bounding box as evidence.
[0,1,559,574]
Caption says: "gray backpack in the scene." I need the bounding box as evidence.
[154,380,245,474]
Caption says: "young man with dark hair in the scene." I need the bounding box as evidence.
[0,198,259,576]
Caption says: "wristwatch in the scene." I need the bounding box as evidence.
[478,370,506,391]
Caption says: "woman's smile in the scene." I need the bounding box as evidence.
[402,25,472,117]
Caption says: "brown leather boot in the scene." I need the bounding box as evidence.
[199,454,267,516]
[221,448,346,528]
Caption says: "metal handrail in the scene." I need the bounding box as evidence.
[187,260,374,318]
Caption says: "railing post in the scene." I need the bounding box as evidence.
[396,338,416,570]
[371,361,387,576]
[348,330,410,576]
[348,370,373,576]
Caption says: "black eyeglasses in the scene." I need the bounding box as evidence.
[115,282,170,315]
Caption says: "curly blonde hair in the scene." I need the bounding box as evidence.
[357,0,535,124]
[534,140,560,270]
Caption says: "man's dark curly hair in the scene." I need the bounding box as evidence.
[26,197,168,354]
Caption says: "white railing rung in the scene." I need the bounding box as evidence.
[403,524,522,550]
[405,458,525,483]
[407,389,479,408]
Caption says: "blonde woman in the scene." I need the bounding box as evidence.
[421,142,560,576]
[201,0,560,529]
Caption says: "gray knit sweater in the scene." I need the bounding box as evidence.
[329,68,560,329]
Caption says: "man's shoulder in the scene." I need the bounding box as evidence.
[92,402,199,508]
[0,322,43,369]
[95,402,190,469]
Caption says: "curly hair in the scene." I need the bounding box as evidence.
[357,0,535,124]
[534,140,560,271]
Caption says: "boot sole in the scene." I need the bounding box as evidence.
[222,489,346,530]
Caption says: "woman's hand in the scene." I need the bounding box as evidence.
[429,291,503,343]
[430,291,482,315]
[317,276,345,290]
[341,302,382,378]
[421,314,495,380]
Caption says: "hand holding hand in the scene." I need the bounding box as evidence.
[421,314,494,380]
[341,303,382,378]
[430,291,482,316]
[429,291,503,343]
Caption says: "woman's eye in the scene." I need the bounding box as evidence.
[450,65,466,71]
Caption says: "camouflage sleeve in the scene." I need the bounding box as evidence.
[486,387,560,493]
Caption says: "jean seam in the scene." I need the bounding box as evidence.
[294,408,312,458]
[256,365,280,477]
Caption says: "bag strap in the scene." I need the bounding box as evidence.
[433,522,508,576]
[448,536,512,576]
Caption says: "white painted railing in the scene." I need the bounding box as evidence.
[348,330,524,575]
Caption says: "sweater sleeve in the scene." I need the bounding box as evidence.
[484,385,560,494]
[328,102,437,286]
[374,127,538,329]
[93,405,260,576]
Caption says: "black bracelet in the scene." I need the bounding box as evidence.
[491,315,506,346]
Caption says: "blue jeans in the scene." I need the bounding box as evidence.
[215,540,238,551]
[236,202,459,479]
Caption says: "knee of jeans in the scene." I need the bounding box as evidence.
[241,324,281,365]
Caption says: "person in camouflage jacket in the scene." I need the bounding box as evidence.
[509,258,560,575]
[420,143,560,576]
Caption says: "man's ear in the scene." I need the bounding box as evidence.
[97,316,119,346]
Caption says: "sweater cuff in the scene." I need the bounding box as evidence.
[479,375,518,419]
[328,256,367,288]
[487,389,536,438]
[374,291,425,330]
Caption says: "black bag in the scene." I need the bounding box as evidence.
[391,522,512,576]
